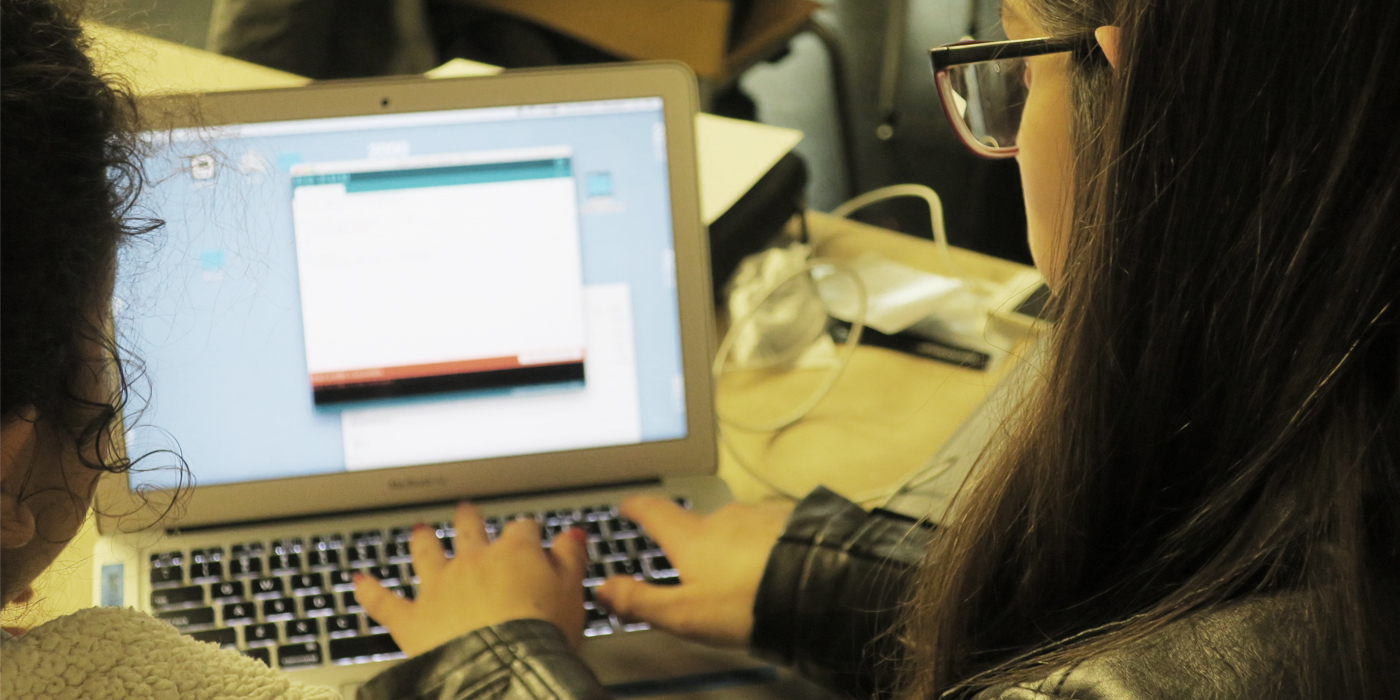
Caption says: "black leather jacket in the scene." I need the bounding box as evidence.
[358,488,1330,700]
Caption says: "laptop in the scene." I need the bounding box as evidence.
[93,62,760,695]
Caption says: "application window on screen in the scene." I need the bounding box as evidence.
[289,147,588,406]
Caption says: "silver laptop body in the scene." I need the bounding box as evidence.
[94,63,756,695]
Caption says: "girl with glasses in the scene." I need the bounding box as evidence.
[4,0,1396,698]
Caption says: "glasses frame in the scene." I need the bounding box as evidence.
[929,32,1099,158]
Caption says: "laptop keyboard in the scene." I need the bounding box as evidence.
[147,499,687,670]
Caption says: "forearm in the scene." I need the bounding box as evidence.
[750,487,934,698]
[358,619,610,700]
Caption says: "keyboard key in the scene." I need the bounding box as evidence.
[308,548,340,569]
[329,633,403,665]
[637,536,663,555]
[584,564,607,585]
[329,569,357,591]
[210,580,245,602]
[250,577,284,599]
[584,607,613,636]
[327,613,360,638]
[610,517,639,538]
[277,641,323,669]
[229,556,263,578]
[285,617,320,642]
[390,585,415,601]
[595,539,628,561]
[189,547,224,582]
[269,553,301,574]
[290,572,325,594]
[270,537,304,574]
[244,622,279,647]
[302,593,336,616]
[368,564,400,585]
[150,565,183,589]
[366,614,388,634]
[222,601,256,625]
[609,559,642,579]
[577,520,603,539]
[341,590,363,612]
[150,585,205,610]
[190,627,238,649]
[309,535,344,570]
[155,606,215,631]
[385,541,412,562]
[673,496,693,510]
[262,597,295,621]
[242,647,272,666]
[644,554,677,577]
[346,544,378,567]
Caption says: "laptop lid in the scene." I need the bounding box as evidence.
[98,63,717,533]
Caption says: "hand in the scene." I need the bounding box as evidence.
[354,503,589,657]
[596,496,792,647]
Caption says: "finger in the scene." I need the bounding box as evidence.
[498,515,542,547]
[453,502,489,550]
[595,576,686,629]
[354,573,414,630]
[549,527,589,584]
[409,523,448,580]
[619,495,699,545]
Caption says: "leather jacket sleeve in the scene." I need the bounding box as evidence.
[357,619,610,700]
[749,487,936,698]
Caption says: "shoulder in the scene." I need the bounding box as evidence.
[0,606,338,700]
[979,595,1320,700]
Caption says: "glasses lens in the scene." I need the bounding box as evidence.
[943,57,1028,152]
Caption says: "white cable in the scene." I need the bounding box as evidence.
[713,258,866,434]
[829,184,996,293]
[716,185,993,503]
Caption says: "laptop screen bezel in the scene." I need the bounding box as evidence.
[97,62,717,533]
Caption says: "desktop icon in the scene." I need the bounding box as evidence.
[190,154,216,180]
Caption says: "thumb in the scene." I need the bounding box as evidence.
[550,528,589,583]
[354,573,413,631]
[596,575,687,631]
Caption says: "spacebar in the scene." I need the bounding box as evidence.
[329,634,404,665]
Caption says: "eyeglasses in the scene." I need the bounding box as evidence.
[929,32,1098,158]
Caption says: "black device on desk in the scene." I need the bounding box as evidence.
[830,279,1054,371]
[707,151,809,300]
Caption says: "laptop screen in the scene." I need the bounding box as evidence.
[118,97,688,489]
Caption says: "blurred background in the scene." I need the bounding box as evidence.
[94,0,1027,264]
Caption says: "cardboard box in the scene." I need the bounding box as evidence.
[459,0,821,79]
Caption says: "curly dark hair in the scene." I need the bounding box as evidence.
[1,0,158,473]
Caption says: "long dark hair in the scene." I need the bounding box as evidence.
[1,0,158,485]
[900,0,1400,697]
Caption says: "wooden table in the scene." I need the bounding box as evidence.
[716,211,1033,505]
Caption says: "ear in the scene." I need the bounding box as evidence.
[1,411,39,550]
[1095,26,1123,71]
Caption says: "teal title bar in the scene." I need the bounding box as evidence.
[292,158,572,193]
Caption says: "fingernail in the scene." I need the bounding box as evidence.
[412,522,428,533]
[566,527,587,543]
[351,572,365,584]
